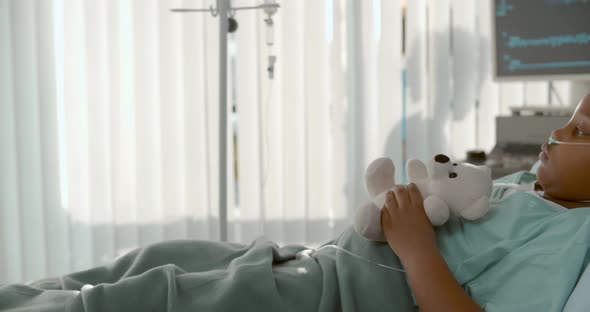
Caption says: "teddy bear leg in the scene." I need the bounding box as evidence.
[459,196,490,221]
[423,196,450,226]
[354,201,386,242]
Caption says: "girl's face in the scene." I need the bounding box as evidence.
[537,94,590,201]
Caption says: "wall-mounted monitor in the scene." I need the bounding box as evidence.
[493,0,590,81]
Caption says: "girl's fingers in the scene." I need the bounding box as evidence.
[393,185,411,212]
[408,183,423,209]
[385,190,397,213]
[381,206,391,229]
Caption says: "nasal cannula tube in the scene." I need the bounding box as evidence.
[548,136,590,146]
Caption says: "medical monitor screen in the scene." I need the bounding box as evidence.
[493,0,590,80]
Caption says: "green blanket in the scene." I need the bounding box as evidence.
[0,228,414,312]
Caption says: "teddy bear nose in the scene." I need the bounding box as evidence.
[434,154,450,164]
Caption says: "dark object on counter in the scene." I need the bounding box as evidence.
[466,150,487,165]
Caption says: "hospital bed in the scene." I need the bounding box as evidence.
[1,163,589,312]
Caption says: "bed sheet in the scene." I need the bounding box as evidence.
[0,227,414,312]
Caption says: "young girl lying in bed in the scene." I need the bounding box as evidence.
[2,95,590,312]
[384,94,590,312]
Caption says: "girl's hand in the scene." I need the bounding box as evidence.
[381,184,483,312]
[380,183,438,262]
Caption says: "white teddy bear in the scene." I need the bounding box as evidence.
[354,154,493,242]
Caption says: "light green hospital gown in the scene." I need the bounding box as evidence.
[436,171,590,311]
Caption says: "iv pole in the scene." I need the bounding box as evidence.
[171,0,279,242]
[218,0,229,242]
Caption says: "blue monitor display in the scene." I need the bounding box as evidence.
[493,0,590,80]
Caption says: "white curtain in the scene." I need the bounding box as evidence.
[228,0,351,246]
[0,0,574,283]
[1,0,222,283]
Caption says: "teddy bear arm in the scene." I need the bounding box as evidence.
[459,196,490,221]
[406,159,428,182]
[365,158,396,198]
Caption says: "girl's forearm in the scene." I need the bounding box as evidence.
[401,247,483,312]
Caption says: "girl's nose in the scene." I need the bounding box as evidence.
[551,127,566,141]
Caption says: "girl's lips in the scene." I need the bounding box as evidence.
[539,151,549,162]
[540,144,549,162]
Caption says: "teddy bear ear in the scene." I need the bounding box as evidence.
[406,159,428,182]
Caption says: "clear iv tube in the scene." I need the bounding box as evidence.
[265,12,276,79]
[266,19,274,46]
[309,244,407,273]
[264,0,276,80]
